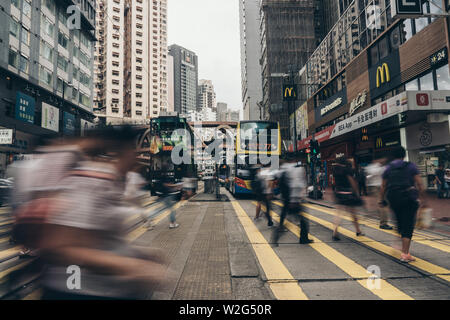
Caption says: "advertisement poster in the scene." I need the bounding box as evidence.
[63,112,76,136]
[41,103,59,132]
[0,129,13,145]
[15,92,35,124]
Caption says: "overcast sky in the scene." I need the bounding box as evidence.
[168,0,242,113]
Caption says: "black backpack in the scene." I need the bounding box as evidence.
[386,162,418,204]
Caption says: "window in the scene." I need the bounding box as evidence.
[58,32,68,49]
[57,78,63,93]
[378,37,389,60]
[21,27,30,46]
[10,19,19,38]
[436,64,450,90]
[42,0,55,14]
[40,41,53,62]
[370,45,379,66]
[41,14,54,37]
[420,71,434,90]
[40,67,52,86]
[73,67,78,81]
[57,55,68,72]
[405,78,419,91]
[11,0,21,10]
[8,49,19,68]
[19,55,29,73]
[23,0,31,18]
[72,88,78,100]
[79,72,90,87]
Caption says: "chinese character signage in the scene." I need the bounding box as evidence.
[15,92,35,124]
[63,112,76,136]
[41,102,60,132]
[0,129,13,145]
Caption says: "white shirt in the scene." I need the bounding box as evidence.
[365,162,385,187]
[279,163,306,202]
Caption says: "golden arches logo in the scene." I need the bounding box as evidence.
[284,87,296,98]
[376,63,390,88]
[376,137,383,148]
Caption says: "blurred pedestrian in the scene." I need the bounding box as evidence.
[332,156,364,241]
[444,169,450,199]
[272,155,313,246]
[160,164,181,229]
[357,165,368,196]
[36,126,169,299]
[380,146,425,263]
[182,172,196,200]
[252,165,274,227]
[366,158,393,230]
[434,164,445,199]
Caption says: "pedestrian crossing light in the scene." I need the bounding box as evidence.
[310,139,320,155]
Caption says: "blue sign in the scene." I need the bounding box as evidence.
[63,112,76,135]
[15,92,35,124]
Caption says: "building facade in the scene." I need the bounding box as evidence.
[0,0,96,177]
[198,79,216,113]
[217,102,228,122]
[290,0,450,192]
[168,44,198,116]
[94,0,168,124]
[167,54,174,112]
[259,0,324,139]
[239,0,263,121]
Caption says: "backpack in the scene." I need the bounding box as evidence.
[386,162,418,205]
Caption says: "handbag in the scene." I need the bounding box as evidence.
[416,207,433,229]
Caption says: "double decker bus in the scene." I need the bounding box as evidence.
[227,121,281,196]
[148,115,197,195]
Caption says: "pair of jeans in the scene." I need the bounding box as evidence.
[162,194,177,223]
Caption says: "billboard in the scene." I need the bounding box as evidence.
[63,112,76,135]
[0,129,13,145]
[391,0,423,19]
[41,103,59,132]
[15,92,35,124]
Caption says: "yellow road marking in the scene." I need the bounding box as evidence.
[231,200,308,300]
[302,203,450,253]
[0,246,20,260]
[253,202,412,300]
[23,289,43,300]
[273,201,450,282]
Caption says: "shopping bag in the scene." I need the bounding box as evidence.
[416,207,433,229]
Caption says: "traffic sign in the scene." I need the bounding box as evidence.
[391,0,423,19]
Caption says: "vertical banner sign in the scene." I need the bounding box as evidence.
[15,92,35,124]
[63,112,76,136]
[41,103,60,132]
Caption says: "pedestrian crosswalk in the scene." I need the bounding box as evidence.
[228,195,450,300]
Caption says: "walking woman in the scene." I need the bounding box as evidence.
[332,156,364,241]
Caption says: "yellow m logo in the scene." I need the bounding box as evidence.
[284,87,296,98]
[376,137,383,148]
[376,63,390,88]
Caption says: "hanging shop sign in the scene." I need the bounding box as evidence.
[283,85,298,101]
[15,92,35,124]
[390,0,423,19]
[0,129,13,145]
[349,90,368,116]
[369,50,401,99]
[430,47,448,68]
[407,90,450,111]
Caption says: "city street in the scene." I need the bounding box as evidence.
[2,185,448,300]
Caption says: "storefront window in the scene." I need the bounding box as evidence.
[436,64,450,90]
[420,71,434,90]
[405,78,419,90]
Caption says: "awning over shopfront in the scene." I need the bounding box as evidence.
[296,90,450,150]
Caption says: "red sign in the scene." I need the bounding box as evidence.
[416,93,430,106]
[297,125,336,151]
[381,102,388,115]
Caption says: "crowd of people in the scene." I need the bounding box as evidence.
[249,146,428,264]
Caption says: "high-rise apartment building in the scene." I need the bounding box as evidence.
[167,54,174,112]
[168,44,198,116]
[216,102,228,122]
[0,0,96,176]
[198,79,216,113]
[239,0,263,121]
[259,0,323,139]
[94,0,168,124]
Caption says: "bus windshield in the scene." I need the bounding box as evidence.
[239,122,279,152]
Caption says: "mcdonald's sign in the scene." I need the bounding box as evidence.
[375,137,383,149]
[376,63,390,88]
[283,85,298,101]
